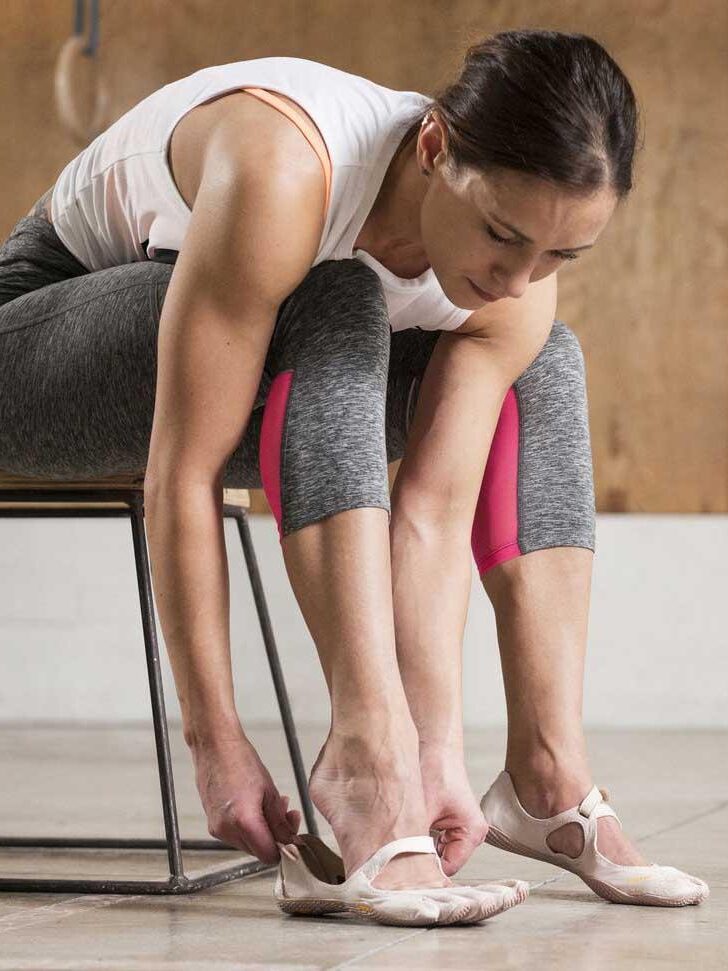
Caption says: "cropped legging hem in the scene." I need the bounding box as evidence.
[0,213,597,577]
[475,534,596,576]
[280,494,391,539]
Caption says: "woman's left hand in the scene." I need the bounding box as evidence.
[420,752,490,877]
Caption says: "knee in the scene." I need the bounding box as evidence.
[273,258,390,366]
[299,256,385,307]
[553,318,586,364]
[535,319,586,382]
[512,319,589,411]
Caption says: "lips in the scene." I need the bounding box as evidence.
[467,278,499,301]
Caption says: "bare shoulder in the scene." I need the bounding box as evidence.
[172,88,328,216]
[451,273,557,345]
[209,93,327,197]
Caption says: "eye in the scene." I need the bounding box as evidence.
[486,223,582,261]
[486,224,517,245]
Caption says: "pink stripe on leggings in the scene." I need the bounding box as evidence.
[471,386,522,575]
[259,370,294,540]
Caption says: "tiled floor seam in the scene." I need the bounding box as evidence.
[326,928,426,971]
[0,893,146,936]
[635,798,728,843]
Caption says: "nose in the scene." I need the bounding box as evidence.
[491,265,533,300]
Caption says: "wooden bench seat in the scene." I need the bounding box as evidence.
[0,470,251,510]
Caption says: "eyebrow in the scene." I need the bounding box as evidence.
[490,213,596,253]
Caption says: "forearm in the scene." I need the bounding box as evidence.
[143,480,243,749]
[389,499,472,754]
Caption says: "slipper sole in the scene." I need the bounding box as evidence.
[275,885,522,925]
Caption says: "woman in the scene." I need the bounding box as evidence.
[0,29,708,924]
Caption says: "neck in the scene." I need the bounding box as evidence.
[355,128,430,276]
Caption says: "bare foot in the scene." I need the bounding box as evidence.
[307,731,454,891]
[506,767,648,865]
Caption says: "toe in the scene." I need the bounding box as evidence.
[687,876,710,900]
[642,867,711,905]
[443,885,511,921]
[371,893,440,926]
[471,878,530,904]
[427,891,479,924]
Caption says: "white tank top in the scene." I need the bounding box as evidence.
[51,55,473,334]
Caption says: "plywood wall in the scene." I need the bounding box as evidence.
[1,0,725,512]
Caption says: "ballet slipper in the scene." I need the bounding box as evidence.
[274,831,528,926]
[480,770,709,907]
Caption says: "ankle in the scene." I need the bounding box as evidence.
[314,723,420,778]
[416,724,465,757]
[506,732,590,778]
[504,744,593,816]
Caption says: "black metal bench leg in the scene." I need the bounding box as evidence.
[128,496,185,882]
[227,505,319,837]
[0,490,274,894]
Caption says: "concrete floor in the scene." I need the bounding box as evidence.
[0,724,724,970]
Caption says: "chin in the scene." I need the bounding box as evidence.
[457,295,484,311]
[455,282,488,311]
[433,269,477,310]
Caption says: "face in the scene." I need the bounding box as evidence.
[417,113,619,308]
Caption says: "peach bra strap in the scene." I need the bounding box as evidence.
[241,87,333,224]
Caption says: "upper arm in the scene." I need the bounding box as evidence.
[391,273,557,524]
[145,129,326,488]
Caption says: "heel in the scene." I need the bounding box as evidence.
[485,824,550,865]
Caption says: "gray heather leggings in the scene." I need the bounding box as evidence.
[0,214,595,574]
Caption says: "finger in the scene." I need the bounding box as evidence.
[286,808,302,834]
[438,830,481,877]
[281,797,302,835]
[263,790,298,844]
[278,796,290,821]
[238,815,281,865]
[215,830,253,856]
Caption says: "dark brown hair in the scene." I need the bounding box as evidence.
[404,29,642,199]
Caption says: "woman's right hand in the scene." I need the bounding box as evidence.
[190,729,302,864]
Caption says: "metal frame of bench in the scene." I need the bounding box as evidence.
[0,473,319,894]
